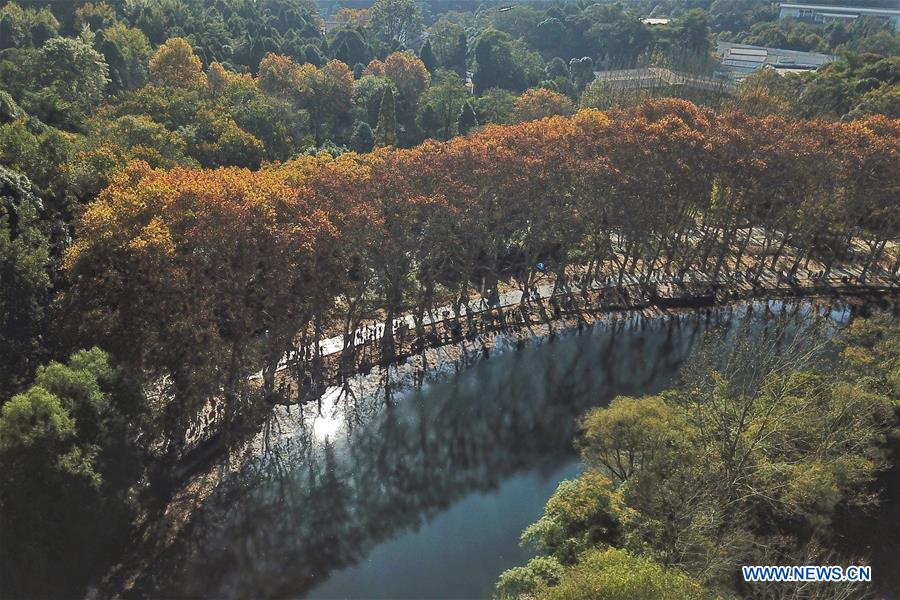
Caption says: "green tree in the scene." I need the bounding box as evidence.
[495,556,564,600]
[473,29,526,94]
[369,0,424,46]
[329,27,373,68]
[98,22,151,92]
[349,119,375,153]
[0,348,147,598]
[29,34,109,122]
[0,166,51,398]
[475,87,517,124]
[419,68,468,140]
[546,57,569,80]
[419,38,437,73]
[521,472,623,564]
[579,396,688,485]
[538,548,705,600]
[458,100,478,135]
[428,18,466,75]
[417,103,441,138]
[374,86,397,147]
[354,75,397,127]
[568,56,594,91]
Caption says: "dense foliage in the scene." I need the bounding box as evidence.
[63,102,899,454]
[496,315,899,599]
[0,0,897,596]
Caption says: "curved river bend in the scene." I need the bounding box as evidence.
[130,300,857,599]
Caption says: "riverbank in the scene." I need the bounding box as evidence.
[95,278,898,598]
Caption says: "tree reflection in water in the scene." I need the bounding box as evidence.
[130,301,852,599]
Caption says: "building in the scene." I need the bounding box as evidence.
[717,42,835,82]
[778,4,900,30]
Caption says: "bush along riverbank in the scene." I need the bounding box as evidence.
[495,312,900,600]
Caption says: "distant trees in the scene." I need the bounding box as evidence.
[0,2,58,49]
[349,120,375,152]
[427,16,467,70]
[99,22,152,93]
[252,52,354,144]
[369,0,424,47]
[419,69,468,139]
[419,38,437,73]
[473,29,527,94]
[476,87,517,124]
[30,34,109,123]
[457,101,478,135]
[364,51,430,142]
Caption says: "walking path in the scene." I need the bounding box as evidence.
[254,263,897,387]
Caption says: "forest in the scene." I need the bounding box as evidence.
[0,0,898,598]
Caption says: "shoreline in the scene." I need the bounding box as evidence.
[95,284,898,598]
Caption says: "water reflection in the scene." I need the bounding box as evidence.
[130,301,853,599]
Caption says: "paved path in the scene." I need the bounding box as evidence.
[253,264,896,380]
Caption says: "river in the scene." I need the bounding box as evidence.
[128,300,861,599]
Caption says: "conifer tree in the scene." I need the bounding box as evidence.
[420,39,437,73]
[374,86,398,147]
[350,120,375,153]
[458,101,478,135]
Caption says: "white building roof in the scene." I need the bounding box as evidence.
[779,3,900,17]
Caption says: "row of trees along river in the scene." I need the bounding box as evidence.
[63,100,899,458]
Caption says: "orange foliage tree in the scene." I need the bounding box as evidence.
[65,100,900,449]
[511,88,575,122]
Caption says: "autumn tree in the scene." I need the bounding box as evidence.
[149,37,206,89]
[297,59,354,143]
[365,52,430,138]
[512,88,575,122]
[257,52,302,101]
[64,162,346,449]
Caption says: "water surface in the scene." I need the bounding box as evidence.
[132,301,854,599]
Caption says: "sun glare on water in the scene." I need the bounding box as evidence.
[312,412,342,441]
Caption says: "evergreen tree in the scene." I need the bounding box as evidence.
[449,31,467,77]
[569,56,594,91]
[304,43,324,67]
[458,101,478,135]
[349,120,375,153]
[374,86,397,147]
[420,38,437,73]
[417,103,440,138]
[473,29,526,94]
[546,56,569,80]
